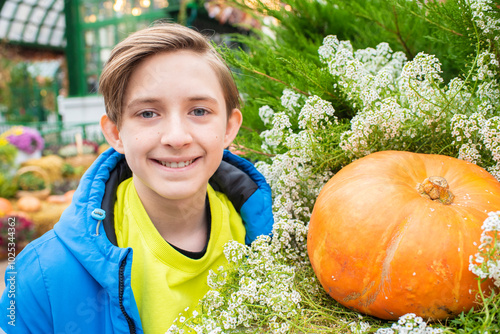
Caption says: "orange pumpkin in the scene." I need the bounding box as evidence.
[47,195,68,204]
[0,198,13,217]
[17,196,42,213]
[308,150,500,321]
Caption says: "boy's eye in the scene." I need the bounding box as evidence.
[140,110,157,118]
[191,108,208,117]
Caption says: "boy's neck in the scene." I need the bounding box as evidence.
[135,182,209,253]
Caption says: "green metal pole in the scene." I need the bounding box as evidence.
[64,0,86,96]
[0,0,8,12]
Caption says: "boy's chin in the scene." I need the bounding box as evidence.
[152,184,208,202]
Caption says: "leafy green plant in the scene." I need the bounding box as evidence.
[0,139,17,173]
[0,173,17,199]
[448,291,500,334]
[16,171,46,191]
[60,162,84,178]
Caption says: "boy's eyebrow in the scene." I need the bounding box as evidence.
[126,98,161,110]
[186,95,219,105]
[125,95,220,109]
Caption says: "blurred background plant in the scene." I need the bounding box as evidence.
[0,44,60,123]
[16,171,46,192]
[0,137,19,198]
[1,126,44,155]
[57,139,98,158]
[0,137,17,171]
[0,174,17,199]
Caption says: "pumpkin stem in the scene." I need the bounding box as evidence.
[417,176,454,205]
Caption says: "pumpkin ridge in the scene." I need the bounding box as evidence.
[454,229,464,304]
[356,213,413,310]
[378,219,409,300]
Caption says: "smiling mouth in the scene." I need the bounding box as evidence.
[156,159,195,168]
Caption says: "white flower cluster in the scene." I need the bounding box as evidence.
[451,110,500,178]
[468,0,500,40]
[258,105,275,126]
[348,320,372,334]
[260,111,293,149]
[256,93,338,263]
[319,35,406,108]
[399,53,448,129]
[376,313,444,334]
[354,42,406,78]
[298,95,337,131]
[166,238,301,333]
[433,54,499,158]
[318,32,500,178]
[258,92,336,222]
[469,211,500,287]
[319,35,445,157]
[340,98,414,157]
[474,51,500,82]
[280,88,303,111]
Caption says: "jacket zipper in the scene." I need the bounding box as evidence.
[119,257,137,333]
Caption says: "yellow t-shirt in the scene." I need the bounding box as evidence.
[114,178,246,333]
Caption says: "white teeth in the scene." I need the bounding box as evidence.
[159,159,194,168]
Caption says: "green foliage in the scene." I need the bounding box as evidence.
[448,290,500,333]
[0,49,59,122]
[0,173,17,199]
[4,63,38,122]
[61,162,76,178]
[17,171,46,191]
[60,162,84,179]
[219,0,494,159]
[0,140,18,199]
[333,0,476,77]
[0,141,17,171]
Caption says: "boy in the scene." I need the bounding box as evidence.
[0,23,273,333]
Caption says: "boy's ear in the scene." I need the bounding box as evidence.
[224,108,243,148]
[100,114,124,154]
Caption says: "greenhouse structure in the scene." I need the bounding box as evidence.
[0,0,240,143]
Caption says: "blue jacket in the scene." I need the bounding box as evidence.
[0,148,273,334]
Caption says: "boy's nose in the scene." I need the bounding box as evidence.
[159,117,193,149]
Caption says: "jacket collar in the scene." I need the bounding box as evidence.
[53,149,131,296]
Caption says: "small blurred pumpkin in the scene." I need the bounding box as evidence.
[0,198,13,217]
[17,196,42,213]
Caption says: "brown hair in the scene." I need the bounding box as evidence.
[98,22,240,126]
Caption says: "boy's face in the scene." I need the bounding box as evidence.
[101,50,242,205]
